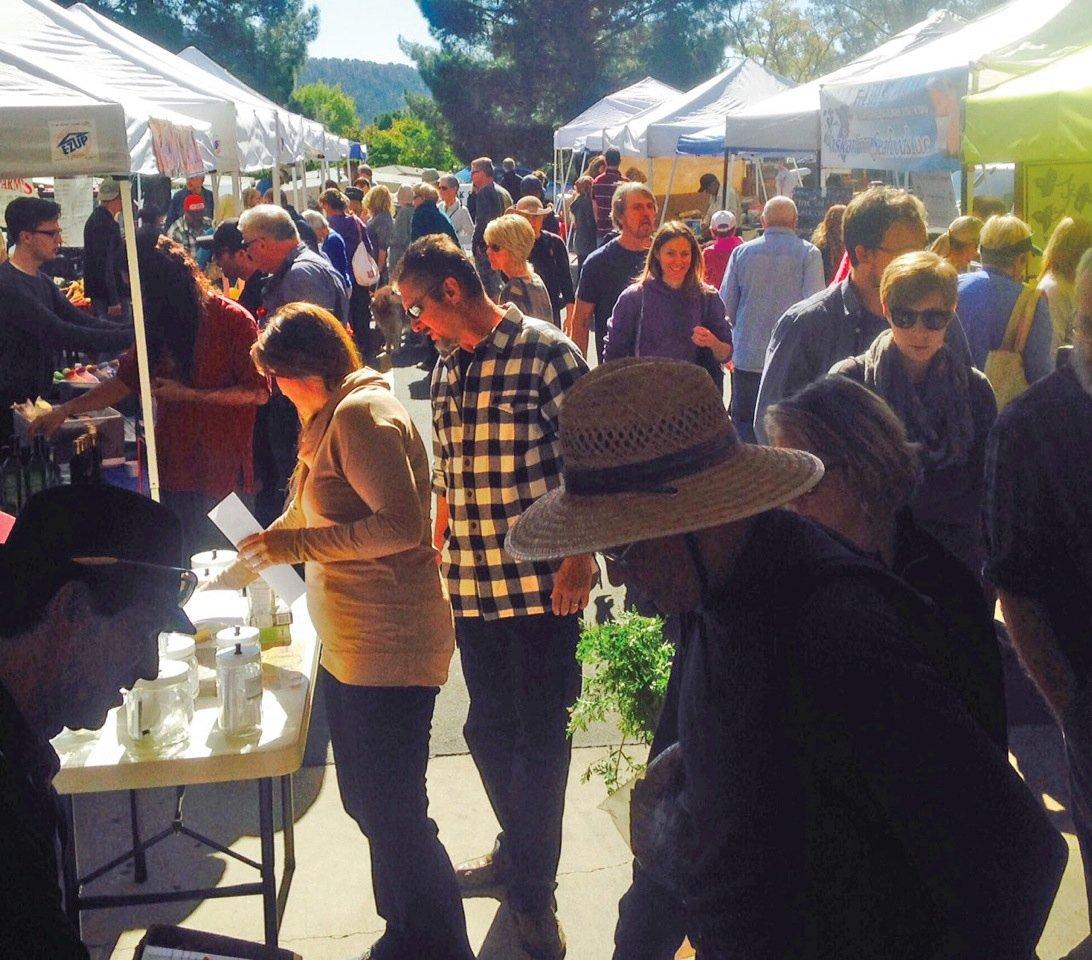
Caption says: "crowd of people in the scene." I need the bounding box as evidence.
[0,150,1090,960]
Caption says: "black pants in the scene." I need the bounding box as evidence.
[456,612,582,911]
[322,669,474,960]
[730,368,762,444]
[350,283,375,365]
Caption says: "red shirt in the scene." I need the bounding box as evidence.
[592,169,627,238]
[701,235,744,290]
[119,295,268,497]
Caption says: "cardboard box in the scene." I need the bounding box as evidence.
[11,405,125,463]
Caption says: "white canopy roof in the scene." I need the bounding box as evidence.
[63,3,277,171]
[605,58,789,158]
[0,0,233,175]
[678,11,963,156]
[179,46,315,161]
[553,77,680,151]
[0,53,130,177]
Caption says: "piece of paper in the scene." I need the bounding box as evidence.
[207,493,305,604]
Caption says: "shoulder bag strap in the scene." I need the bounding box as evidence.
[1002,284,1040,354]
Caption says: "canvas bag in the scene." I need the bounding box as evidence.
[984,283,1040,410]
[350,217,380,288]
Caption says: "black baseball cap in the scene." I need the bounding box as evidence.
[0,485,195,635]
[344,187,364,202]
[196,218,245,255]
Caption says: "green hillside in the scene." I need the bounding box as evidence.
[299,59,429,125]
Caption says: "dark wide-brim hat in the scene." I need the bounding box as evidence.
[505,358,824,561]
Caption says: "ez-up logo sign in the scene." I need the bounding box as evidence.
[50,120,99,163]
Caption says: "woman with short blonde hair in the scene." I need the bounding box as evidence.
[364,184,393,218]
[1037,215,1092,352]
[483,214,554,321]
[930,215,982,273]
[830,250,997,570]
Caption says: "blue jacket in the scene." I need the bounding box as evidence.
[411,201,459,247]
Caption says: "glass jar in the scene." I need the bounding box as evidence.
[159,632,199,702]
[122,659,192,751]
[216,639,263,738]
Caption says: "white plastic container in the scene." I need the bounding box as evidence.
[215,624,261,650]
[122,659,192,750]
[216,639,263,737]
[191,548,237,584]
[159,632,199,701]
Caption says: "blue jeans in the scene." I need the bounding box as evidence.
[322,670,473,960]
[456,613,582,911]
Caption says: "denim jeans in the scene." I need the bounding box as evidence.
[455,613,582,912]
[730,368,762,444]
[322,669,474,960]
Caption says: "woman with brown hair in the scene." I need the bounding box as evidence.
[569,175,598,271]
[812,203,846,284]
[31,235,268,555]
[220,303,473,960]
[829,250,997,570]
[603,220,732,387]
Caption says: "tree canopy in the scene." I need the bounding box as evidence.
[72,0,318,104]
[290,82,359,136]
[298,59,429,125]
[405,0,736,164]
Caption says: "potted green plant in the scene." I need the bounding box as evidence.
[567,610,674,792]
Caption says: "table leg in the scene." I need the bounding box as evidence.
[277,774,295,924]
[129,789,148,883]
[60,794,81,934]
[258,777,278,947]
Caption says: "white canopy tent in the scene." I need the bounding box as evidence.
[676,11,963,157]
[819,0,1088,174]
[1,0,236,175]
[553,77,680,152]
[0,54,177,498]
[63,3,277,173]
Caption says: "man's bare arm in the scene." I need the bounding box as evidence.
[999,588,1077,724]
[568,299,594,359]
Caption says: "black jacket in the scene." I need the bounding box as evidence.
[675,510,1064,957]
[0,681,88,959]
[82,206,125,305]
[529,230,575,326]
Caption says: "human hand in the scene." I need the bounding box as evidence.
[27,406,68,439]
[238,529,297,571]
[691,327,732,363]
[152,378,194,402]
[551,553,598,617]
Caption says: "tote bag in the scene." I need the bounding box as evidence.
[984,284,1040,410]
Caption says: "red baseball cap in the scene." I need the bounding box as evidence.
[183,194,206,213]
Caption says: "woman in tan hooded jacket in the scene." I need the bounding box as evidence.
[222,302,472,960]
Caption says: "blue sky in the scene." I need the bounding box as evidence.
[308,0,435,64]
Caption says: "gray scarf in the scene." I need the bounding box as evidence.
[861,330,975,470]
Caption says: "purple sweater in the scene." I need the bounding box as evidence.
[604,278,731,364]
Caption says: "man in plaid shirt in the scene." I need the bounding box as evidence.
[398,236,597,960]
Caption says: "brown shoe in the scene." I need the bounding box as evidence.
[511,904,566,960]
[454,845,508,897]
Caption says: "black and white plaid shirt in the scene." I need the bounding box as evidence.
[432,305,588,619]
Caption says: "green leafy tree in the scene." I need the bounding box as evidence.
[74,0,319,104]
[298,59,430,125]
[361,112,458,170]
[290,81,360,136]
[726,0,843,82]
[405,0,737,164]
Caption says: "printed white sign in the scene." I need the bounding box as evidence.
[52,177,95,249]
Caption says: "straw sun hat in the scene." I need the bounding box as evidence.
[505,358,824,561]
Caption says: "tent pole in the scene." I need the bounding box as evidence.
[271,113,282,206]
[118,178,160,502]
[660,153,678,227]
[232,171,242,210]
[721,115,730,208]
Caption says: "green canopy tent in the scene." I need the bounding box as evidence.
[964,42,1092,165]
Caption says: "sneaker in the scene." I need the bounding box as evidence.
[454,843,508,897]
[511,904,566,960]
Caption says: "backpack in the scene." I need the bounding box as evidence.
[350,217,380,288]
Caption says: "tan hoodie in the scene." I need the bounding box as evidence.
[251,368,455,687]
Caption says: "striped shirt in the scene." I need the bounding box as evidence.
[592,169,627,239]
[431,305,588,619]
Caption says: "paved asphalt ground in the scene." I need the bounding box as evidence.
[73,342,1091,959]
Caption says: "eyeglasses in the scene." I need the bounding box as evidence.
[405,283,442,320]
[32,229,63,238]
[601,542,638,566]
[239,237,261,251]
[487,243,504,253]
[890,307,955,331]
[73,556,198,608]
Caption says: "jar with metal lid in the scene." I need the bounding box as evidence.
[159,632,199,701]
[216,639,262,738]
[121,659,192,751]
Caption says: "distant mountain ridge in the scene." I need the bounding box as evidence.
[299,58,429,125]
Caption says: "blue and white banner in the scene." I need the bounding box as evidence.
[820,68,967,173]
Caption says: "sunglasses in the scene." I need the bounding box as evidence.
[73,556,198,608]
[890,308,955,331]
[487,243,504,253]
[405,282,443,320]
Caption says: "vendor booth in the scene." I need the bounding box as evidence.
[964,41,1092,251]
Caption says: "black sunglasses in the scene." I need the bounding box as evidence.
[890,308,955,331]
[73,557,198,608]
